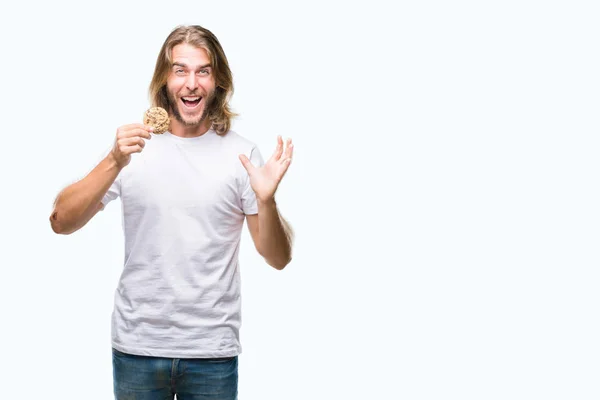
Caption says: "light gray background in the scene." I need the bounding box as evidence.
[1,0,598,399]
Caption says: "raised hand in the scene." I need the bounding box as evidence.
[110,123,154,169]
[239,135,294,203]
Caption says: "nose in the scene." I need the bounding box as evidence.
[185,73,199,91]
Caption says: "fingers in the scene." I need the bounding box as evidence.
[117,128,153,140]
[116,141,144,156]
[269,135,294,164]
[111,123,153,168]
[239,154,255,174]
[123,144,144,155]
[277,147,293,181]
[269,135,284,163]
[281,138,293,164]
[120,123,154,132]
[119,136,147,148]
[117,124,154,140]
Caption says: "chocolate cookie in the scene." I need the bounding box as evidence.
[143,107,170,134]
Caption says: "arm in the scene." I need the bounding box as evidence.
[50,154,121,235]
[246,201,294,270]
[50,123,153,234]
[239,135,295,270]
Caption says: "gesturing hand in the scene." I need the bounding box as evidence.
[239,136,294,203]
[110,123,154,169]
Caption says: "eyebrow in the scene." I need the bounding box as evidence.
[172,62,212,70]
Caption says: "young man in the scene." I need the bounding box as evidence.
[50,25,294,400]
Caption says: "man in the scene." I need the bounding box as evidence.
[50,24,294,400]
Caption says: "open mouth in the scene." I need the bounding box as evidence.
[181,96,202,109]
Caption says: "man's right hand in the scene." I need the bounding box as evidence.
[110,123,154,169]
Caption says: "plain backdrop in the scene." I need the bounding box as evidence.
[1,0,599,399]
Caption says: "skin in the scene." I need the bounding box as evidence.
[166,43,216,138]
[49,124,153,234]
[50,42,294,270]
[241,135,294,270]
[165,43,294,269]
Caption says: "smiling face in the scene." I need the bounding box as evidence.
[166,43,216,131]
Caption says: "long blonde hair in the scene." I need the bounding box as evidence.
[148,25,237,135]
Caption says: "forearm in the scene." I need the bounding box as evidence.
[50,154,122,234]
[256,198,293,270]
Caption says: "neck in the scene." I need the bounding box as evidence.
[169,117,212,138]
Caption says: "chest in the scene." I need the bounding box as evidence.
[120,149,242,214]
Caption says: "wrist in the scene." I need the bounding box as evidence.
[257,197,277,207]
[106,151,125,171]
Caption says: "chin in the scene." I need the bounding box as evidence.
[176,108,205,126]
[183,113,206,126]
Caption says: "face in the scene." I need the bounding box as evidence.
[166,43,217,127]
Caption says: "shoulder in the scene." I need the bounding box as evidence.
[221,129,257,148]
[220,129,261,157]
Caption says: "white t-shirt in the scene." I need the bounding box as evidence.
[101,128,263,358]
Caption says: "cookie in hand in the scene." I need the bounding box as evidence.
[143,107,170,134]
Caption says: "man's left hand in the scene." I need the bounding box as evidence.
[239,135,294,203]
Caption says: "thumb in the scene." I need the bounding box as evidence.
[239,154,255,174]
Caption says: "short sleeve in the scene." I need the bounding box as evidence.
[101,176,121,207]
[95,145,121,207]
[241,146,264,215]
[79,143,119,209]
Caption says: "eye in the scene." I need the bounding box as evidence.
[199,69,210,75]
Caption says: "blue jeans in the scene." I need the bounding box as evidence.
[112,348,238,400]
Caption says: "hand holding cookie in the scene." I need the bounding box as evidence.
[143,107,170,134]
[110,123,153,169]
